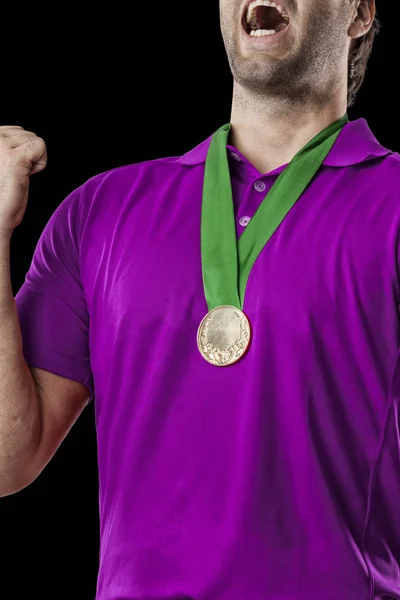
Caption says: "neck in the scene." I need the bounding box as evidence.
[229,81,348,173]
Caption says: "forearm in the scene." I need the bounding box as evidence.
[0,236,42,497]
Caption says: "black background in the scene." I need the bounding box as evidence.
[0,2,395,598]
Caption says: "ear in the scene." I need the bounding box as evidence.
[349,0,376,40]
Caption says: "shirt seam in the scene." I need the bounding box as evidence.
[360,350,399,600]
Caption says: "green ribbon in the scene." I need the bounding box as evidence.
[201,115,349,311]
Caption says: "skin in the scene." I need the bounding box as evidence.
[219,0,376,173]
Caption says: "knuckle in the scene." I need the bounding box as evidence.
[21,139,36,151]
[22,136,45,150]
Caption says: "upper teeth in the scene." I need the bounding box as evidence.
[246,0,290,24]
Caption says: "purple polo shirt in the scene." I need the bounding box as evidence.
[15,119,400,600]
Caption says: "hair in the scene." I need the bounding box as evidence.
[347,8,381,107]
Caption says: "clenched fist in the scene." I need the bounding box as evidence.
[0,126,47,240]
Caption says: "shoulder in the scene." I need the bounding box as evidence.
[369,151,400,188]
[79,131,212,199]
[82,155,189,195]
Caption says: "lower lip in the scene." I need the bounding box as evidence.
[240,21,291,46]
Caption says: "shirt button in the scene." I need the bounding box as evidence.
[254,180,266,192]
[231,152,241,162]
[239,216,251,227]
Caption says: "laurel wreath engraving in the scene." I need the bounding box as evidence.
[200,309,250,365]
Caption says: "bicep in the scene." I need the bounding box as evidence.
[27,366,90,481]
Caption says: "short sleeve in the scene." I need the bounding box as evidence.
[14,183,94,403]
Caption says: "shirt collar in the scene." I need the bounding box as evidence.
[178,118,392,168]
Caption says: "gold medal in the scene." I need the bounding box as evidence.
[197,305,251,366]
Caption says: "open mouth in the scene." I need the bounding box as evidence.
[242,0,290,37]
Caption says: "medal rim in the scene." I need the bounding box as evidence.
[197,304,252,367]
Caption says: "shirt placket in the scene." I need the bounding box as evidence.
[228,149,279,239]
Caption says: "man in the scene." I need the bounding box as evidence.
[0,0,397,598]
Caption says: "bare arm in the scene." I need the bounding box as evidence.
[0,127,90,497]
[0,236,43,496]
